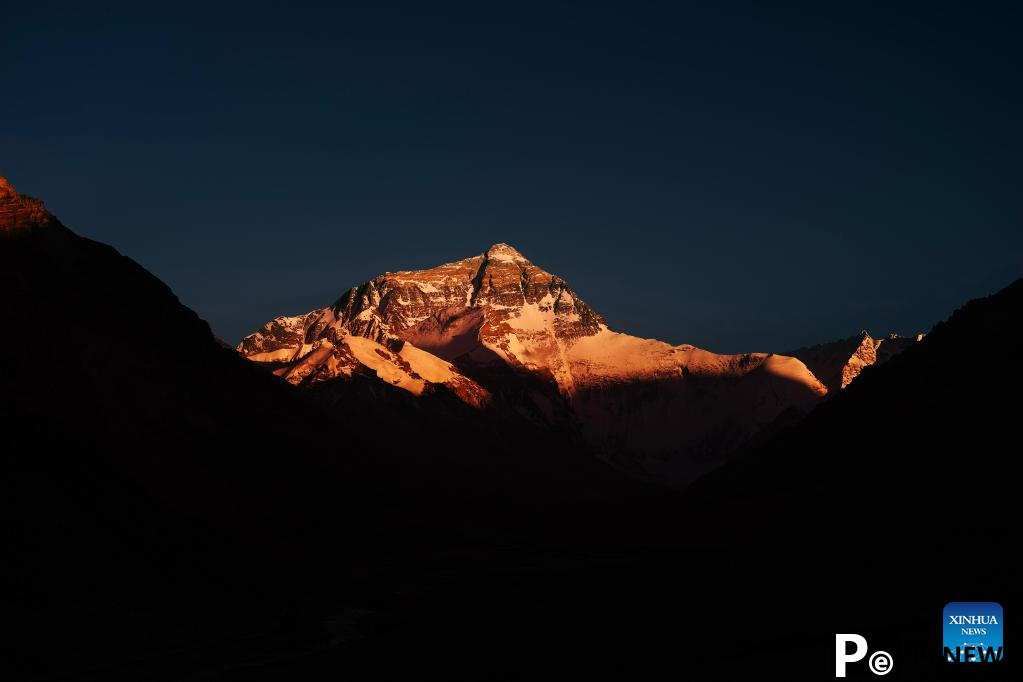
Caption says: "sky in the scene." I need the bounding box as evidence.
[3,1,1021,352]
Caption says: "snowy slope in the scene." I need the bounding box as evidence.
[265,334,491,408]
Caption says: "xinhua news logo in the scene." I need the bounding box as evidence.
[943,602,1003,664]
[836,634,894,677]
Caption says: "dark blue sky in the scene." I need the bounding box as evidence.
[3,1,1020,352]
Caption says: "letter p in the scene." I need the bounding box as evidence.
[836,634,867,677]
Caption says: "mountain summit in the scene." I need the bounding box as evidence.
[240,244,827,485]
[481,242,529,262]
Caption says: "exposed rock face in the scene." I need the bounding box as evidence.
[240,243,828,485]
[788,331,923,393]
[0,176,56,233]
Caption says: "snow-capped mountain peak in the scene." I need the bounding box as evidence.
[239,244,829,486]
[240,242,606,373]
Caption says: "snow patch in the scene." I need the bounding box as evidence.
[398,343,459,384]
[344,336,427,395]
[247,348,300,363]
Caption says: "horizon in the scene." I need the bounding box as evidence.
[5,174,1017,352]
[6,173,1014,353]
[4,2,1021,352]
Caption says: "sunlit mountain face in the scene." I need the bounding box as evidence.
[238,242,831,486]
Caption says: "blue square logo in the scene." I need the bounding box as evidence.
[943,602,1003,662]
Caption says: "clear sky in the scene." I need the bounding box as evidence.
[3,1,1020,352]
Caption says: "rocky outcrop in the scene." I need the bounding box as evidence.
[0,177,56,233]
[788,331,923,393]
[240,243,828,486]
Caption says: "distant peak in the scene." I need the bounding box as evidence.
[0,176,15,197]
[485,243,528,263]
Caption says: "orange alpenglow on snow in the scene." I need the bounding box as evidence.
[239,243,830,486]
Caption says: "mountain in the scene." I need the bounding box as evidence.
[6,174,1018,680]
[0,176,320,501]
[686,277,1022,544]
[240,243,827,485]
[787,330,923,393]
[1,177,657,678]
[0,176,354,677]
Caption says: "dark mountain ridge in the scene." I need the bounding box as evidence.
[4,175,1018,680]
[1,176,660,679]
